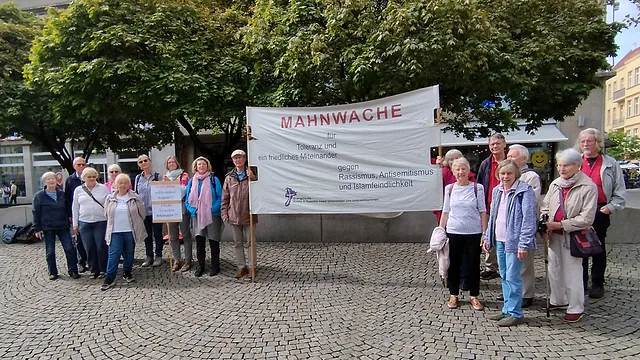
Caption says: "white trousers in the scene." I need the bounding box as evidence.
[548,233,584,314]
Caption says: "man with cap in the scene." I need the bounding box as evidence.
[221,149,258,279]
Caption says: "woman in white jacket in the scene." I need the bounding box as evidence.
[72,167,110,279]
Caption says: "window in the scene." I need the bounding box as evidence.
[627,130,631,136]
[629,71,634,87]
[628,100,633,117]
[0,145,23,155]
[635,129,638,137]
[636,98,639,115]
[608,84,612,99]
[620,107,624,120]
[607,109,611,125]
[636,67,640,86]
[614,81,618,91]
[621,77,625,89]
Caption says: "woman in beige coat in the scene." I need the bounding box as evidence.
[540,148,597,323]
[101,174,147,290]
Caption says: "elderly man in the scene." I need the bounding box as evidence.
[476,133,507,280]
[506,144,541,308]
[64,157,89,273]
[578,128,626,299]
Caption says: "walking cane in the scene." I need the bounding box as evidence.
[543,233,550,318]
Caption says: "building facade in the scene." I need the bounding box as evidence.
[605,47,640,136]
[4,0,69,15]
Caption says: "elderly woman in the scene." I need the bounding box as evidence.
[32,172,80,280]
[540,148,597,323]
[102,174,147,290]
[185,156,223,277]
[439,157,487,311]
[105,164,122,192]
[436,149,477,291]
[483,160,537,327]
[133,154,163,268]
[163,156,193,272]
[72,167,110,279]
[222,150,258,279]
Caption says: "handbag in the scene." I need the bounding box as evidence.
[81,185,104,208]
[558,191,603,258]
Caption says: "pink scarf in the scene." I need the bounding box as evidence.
[188,171,213,229]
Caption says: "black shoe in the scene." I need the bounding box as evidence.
[521,298,533,308]
[540,303,568,311]
[78,264,89,273]
[209,240,220,277]
[460,281,470,292]
[101,278,115,291]
[49,274,59,281]
[123,272,135,283]
[497,294,504,301]
[69,272,81,279]
[89,272,100,279]
[589,286,605,299]
[480,270,500,280]
[194,266,205,277]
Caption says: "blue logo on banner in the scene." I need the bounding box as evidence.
[284,188,297,207]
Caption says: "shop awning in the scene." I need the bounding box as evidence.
[440,123,568,147]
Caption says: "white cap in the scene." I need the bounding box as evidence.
[231,149,246,158]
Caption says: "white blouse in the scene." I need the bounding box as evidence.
[72,183,110,227]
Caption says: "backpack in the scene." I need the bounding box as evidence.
[13,222,37,243]
[2,225,20,244]
[134,172,160,193]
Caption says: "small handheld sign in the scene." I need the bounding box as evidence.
[151,180,182,275]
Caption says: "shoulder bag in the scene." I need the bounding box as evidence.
[558,190,603,258]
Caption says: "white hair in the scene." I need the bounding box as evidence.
[443,149,463,168]
[81,167,99,181]
[509,144,529,162]
[41,172,56,184]
[556,148,582,165]
[577,128,604,153]
[451,157,470,170]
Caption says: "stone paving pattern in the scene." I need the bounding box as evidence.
[1,240,639,359]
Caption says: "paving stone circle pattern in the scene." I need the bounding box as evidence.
[1,240,639,359]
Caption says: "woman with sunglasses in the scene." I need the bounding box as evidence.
[105,164,129,192]
[133,155,163,268]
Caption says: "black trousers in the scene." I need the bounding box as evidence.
[196,236,220,269]
[583,205,611,288]
[447,233,482,297]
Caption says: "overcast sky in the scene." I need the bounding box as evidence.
[608,1,640,65]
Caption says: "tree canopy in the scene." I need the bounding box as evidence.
[244,0,620,138]
[606,130,640,160]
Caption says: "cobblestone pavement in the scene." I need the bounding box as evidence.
[1,240,639,360]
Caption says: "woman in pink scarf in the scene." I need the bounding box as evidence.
[185,157,223,277]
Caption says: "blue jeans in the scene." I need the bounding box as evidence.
[75,232,88,267]
[496,241,524,318]
[44,229,78,275]
[79,221,108,274]
[143,215,163,258]
[106,232,135,281]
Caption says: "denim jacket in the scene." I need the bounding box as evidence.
[484,181,537,253]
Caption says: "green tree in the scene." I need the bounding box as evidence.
[606,130,640,160]
[25,0,250,177]
[243,0,620,138]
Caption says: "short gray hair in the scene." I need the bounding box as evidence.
[451,157,470,170]
[509,144,529,161]
[556,148,583,166]
[107,164,122,174]
[489,133,506,143]
[495,159,521,180]
[81,167,99,181]
[577,128,604,153]
[443,149,463,168]
[41,172,56,184]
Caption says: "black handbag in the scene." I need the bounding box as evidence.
[558,191,603,258]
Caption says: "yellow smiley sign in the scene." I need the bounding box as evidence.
[531,151,548,167]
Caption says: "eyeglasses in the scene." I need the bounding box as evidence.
[76,163,86,167]
[109,171,120,174]
[138,159,149,164]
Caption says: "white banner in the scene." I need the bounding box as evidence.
[247,86,443,214]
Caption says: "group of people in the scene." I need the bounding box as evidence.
[436,128,625,325]
[2,181,19,205]
[32,150,257,290]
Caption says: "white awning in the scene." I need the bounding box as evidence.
[440,123,568,147]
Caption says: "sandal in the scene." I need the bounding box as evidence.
[447,296,458,309]
[470,297,484,311]
[171,260,181,272]
[180,260,191,272]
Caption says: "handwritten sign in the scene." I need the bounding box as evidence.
[151,181,182,223]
